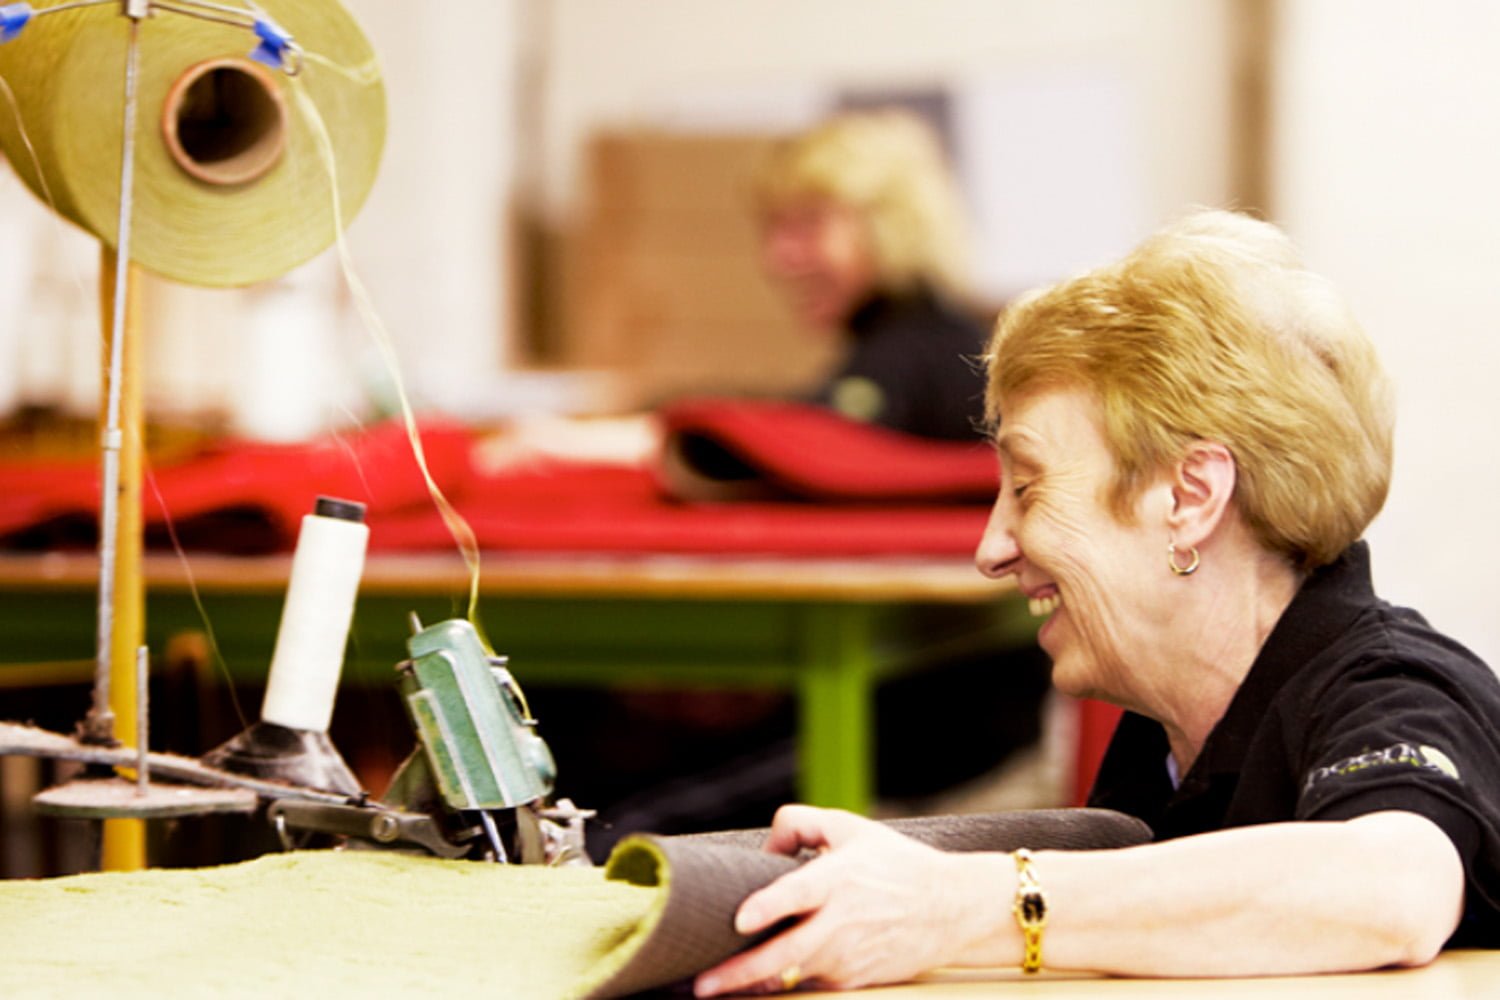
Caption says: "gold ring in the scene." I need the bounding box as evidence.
[779,964,803,991]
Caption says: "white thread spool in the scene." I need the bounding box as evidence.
[260,496,369,732]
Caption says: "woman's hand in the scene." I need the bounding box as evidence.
[693,805,1006,996]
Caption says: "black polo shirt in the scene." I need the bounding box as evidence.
[812,288,987,442]
[1088,541,1500,946]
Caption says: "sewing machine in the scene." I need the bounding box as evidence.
[265,616,590,865]
[0,1,593,867]
[0,610,590,866]
[1,492,587,866]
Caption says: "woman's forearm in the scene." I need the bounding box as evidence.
[959,811,1464,977]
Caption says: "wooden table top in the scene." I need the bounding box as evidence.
[810,949,1500,998]
[0,550,1016,603]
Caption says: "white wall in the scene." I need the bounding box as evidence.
[0,176,98,415]
[1273,0,1500,665]
[343,0,517,407]
[537,0,1239,299]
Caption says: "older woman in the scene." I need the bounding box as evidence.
[693,209,1500,995]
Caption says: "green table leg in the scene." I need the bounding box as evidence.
[795,603,875,813]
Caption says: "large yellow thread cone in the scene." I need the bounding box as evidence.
[0,0,385,287]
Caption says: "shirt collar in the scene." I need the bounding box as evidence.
[1188,541,1377,777]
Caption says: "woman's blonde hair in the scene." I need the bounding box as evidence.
[756,109,971,298]
[987,208,1394,570]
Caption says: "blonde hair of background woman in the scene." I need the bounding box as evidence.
[755,109,972,301]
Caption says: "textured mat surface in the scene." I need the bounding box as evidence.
[0,809,1149,999]
[0,850,652,998]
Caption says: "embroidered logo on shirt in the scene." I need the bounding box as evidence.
[1303,742,1461,792]
[830,377,885,423]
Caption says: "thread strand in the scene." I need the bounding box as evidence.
[288,78,494,658]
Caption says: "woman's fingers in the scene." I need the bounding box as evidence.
[736,856,836,935]
[695,910,830,997]
[698,806,967,996]
[761,804,878,856]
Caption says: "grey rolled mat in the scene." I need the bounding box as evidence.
[579,807,1151,999]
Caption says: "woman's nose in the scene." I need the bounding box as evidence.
[974,495,1020,579]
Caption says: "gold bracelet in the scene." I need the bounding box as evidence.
[1012,848,1047,974]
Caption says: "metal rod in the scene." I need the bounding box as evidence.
[479,811,509,864]
[33,0,259,29]
[162,0,257,19]
[29,0,118,17]
[85,11,143,745]
[150,2,255,30]
[135,644,148,793]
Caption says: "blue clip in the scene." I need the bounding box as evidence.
[249,16,296,73]
[0,3,33,44]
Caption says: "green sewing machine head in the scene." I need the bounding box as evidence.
[266,616,590,866]
[398,615,556,812]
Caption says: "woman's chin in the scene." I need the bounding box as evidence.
[1044,642,1094,700]
[1050,669,1085,700]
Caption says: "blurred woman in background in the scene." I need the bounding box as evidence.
[757,109,986,441]
[487,107,990,467]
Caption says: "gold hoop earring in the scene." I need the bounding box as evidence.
[1168,542,1200,576]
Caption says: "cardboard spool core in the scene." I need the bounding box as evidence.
[162,58,287,186]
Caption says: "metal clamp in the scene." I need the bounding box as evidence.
[250,16,302,76]
[268,799,472,859]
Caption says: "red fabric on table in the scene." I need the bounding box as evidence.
[657,398,998,501]
[0,419,475,553]
[369,461,990,556]
[144,418,474,533]
[0,460,100,540]
[1,405,998,557]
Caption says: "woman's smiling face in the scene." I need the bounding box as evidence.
[976,386,1176,705]
[759,197,877,331]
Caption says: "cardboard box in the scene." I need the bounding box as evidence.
[561,130,839,404]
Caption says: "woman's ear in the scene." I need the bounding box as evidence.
[1166,440,1237,547]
